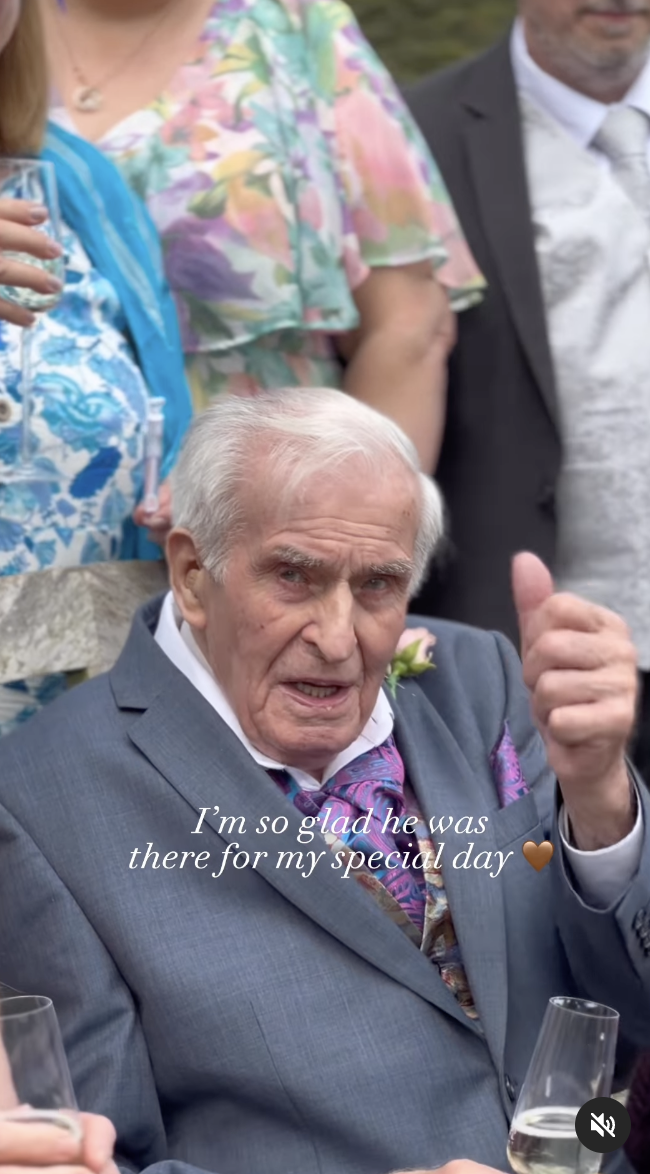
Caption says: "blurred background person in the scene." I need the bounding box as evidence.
[627,1051,650,1173]
[407,0,650,780]
[0,0,191,735]
[42,0,484,486]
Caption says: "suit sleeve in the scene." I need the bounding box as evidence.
[0,802,223,1174]
[492,629,650,1049]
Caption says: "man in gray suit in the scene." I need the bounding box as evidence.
[0,388,649,1174]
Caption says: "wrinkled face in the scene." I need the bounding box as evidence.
[173,457,419,777]
[520,0,650,98]
[0,0,20,55]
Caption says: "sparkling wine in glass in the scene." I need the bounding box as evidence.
[0,994,81,1138]
[507,997,619,1174]
[0,158,65,481]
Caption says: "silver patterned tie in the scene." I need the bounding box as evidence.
[593,105,650,222]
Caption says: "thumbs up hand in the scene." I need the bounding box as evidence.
[512,553,638,850]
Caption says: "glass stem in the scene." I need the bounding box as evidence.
[20,323,35,468]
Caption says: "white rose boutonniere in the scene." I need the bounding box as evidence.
[385,627,437,698]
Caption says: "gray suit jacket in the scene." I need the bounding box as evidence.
[1,597,649,1174]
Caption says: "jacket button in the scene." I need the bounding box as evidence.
[537,482,556,517]
[505,1075,516,1100]
[0,399,11,423]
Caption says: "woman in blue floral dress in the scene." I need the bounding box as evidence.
[0,0,192,735]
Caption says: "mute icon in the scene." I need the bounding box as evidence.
[590,1112,615,1138]
[575,1097,630,1154]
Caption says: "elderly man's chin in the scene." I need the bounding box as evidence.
[261,682,369,770]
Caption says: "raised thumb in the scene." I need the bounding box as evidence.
[511,552,554,649]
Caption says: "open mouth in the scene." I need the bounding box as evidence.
[282,680,353,707]
[294,683,340,698]
[584,8,648,17]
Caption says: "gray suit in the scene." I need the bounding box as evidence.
[0,597,649,1174]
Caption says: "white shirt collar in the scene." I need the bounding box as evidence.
[510,17,650,148]
[153,591,394,791]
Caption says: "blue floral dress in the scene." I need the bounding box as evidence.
[0,222,151,735]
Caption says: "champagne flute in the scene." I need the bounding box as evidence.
[507,997,619,1174]
[0,158,65,481]
[0,994,81,1138]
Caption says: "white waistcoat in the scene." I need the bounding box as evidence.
[520,94,650,667]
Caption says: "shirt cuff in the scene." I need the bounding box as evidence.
[559,788,643,909]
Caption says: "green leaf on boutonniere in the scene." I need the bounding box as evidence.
[385,634,436,697]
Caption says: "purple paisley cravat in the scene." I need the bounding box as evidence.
[271,735,427,932]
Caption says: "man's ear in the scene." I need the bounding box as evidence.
[166,529,209,631]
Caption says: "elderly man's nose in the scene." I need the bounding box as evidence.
[304,594,357,661]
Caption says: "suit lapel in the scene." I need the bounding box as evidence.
[113,620,480,1037]
[391,683,509,1073]
[461,38,559,430]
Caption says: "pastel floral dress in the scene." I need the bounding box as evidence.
[51,0,485,408]
[0,224,150,735]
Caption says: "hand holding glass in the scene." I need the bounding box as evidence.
[0,159,65,480]
[0,995,80,1138]
[507,997,619,1174]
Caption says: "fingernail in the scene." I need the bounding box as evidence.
[44,241,64,258]
[45,276,64,293]
[28,204,48,223]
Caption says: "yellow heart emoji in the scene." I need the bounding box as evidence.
[522,840,554,872]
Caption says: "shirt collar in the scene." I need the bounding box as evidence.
[153,591,394,791]
[510,17,650,148]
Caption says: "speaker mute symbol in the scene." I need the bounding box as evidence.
[590,1112,616,1138]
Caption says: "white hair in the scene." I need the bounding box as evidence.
[172,387,444,597]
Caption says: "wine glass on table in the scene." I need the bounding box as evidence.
[0,995,81,1138]
[0,158,65,481]
[507,997,619,1174]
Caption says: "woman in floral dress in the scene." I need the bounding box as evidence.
[0,0,191,734]
[44,0,485,489]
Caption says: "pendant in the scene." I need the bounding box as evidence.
[73,85,103,113]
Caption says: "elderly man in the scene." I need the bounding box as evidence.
[0,388,649,1174]
[407,0,650,781]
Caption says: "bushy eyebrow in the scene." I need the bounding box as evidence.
[264,546,414,580]
[267,546,325,570]
[368,560,414,580]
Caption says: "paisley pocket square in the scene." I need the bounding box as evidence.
[490,721,530,809]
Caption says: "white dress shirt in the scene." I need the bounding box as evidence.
[154,591,642,907]
[510,20,650,671]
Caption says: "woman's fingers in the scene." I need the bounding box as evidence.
[0,201,65,323]
[0,200,50,226]
[0,297,36,328]
[133,479,172,544]
[0,253,63,297]
[0,216,63,264]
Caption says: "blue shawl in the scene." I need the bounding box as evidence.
[42,122,193,559]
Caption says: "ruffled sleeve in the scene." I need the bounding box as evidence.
[301,0,485,310]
